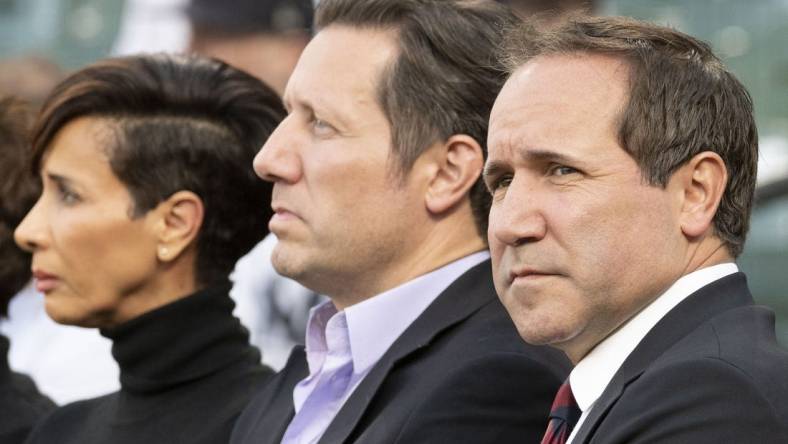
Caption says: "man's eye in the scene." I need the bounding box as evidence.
[312,118,335,135]
[550,165,579,176]
[487,175,512,194]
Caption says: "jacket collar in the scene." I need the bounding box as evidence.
[571,272,753,443]
[317,259,496,444]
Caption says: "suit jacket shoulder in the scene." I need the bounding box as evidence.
[574,272,788,444]
[232,260,570,444]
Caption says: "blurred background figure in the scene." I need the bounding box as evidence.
[186,0,313,96]
[17,53,282,444]
[0,96,56,443]
[0,56,64,108]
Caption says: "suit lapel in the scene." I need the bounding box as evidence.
[259,346,309,444]
[573,272,753,443]
[318,260,496,444]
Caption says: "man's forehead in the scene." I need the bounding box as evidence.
[291,26,397,86]
[490,54,630,134]
[283,25,398,114]
[497,53,629,105]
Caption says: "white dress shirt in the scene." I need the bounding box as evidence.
[567,263,739,443]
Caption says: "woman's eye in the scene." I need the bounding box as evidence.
[57,186,81,205]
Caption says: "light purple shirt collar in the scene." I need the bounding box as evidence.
[302,250,490,379]
[287,251,490,443]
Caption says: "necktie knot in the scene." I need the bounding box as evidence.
[541,379,581,444]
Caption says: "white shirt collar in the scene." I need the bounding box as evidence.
[303,251,490,376]
[569,263,739,412]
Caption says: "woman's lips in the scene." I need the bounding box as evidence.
[32,270,61,293]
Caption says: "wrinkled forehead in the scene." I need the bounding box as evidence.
[489,53,631,150]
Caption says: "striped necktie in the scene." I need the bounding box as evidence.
[541,379,582,444]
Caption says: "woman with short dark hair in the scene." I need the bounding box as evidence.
[15,54,285,444]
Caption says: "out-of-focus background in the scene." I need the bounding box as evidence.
[0,0,785,400]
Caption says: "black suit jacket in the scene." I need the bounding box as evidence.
[231,260,571,444]
[573,272,788,443]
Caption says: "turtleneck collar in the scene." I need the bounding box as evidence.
[101,282,259,394]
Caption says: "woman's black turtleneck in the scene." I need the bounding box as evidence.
[24,283,274,444]
[0,334,55,443]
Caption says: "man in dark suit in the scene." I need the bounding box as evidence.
[485,14,788,443]
[231,1,570,443]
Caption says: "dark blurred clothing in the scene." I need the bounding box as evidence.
[0,334,55,444]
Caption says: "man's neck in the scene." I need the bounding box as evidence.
[329,238,487,311]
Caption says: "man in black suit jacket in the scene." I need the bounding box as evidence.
[485,14,788,443]
[232,1,570,443]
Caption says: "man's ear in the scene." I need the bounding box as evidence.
[424,134,484,215]
[674,151,728,239]
[152,190,204,263]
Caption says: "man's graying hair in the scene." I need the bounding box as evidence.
[501,14,758,257]
[315,0,521,238]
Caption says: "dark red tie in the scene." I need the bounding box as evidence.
[541,380,582,444]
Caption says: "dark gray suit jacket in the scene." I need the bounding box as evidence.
[231,260,571,444]
[573,272,788,443]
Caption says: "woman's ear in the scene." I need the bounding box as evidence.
[424,134,484,215]
[152,190,204,263]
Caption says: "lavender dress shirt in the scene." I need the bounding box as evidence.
[280,251,490,444]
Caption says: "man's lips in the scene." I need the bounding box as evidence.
[32,269,61,293]
[269,203,302,231]
[271,203,300,219]
[508,267,557,284]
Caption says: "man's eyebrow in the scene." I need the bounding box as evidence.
[520,149,580,166]
[483,148,581,178]
[482,160,510,180]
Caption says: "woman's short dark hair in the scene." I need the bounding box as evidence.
[32,54,286,286]
[315,0,521,238]
[501,15,758,257]
[0,97,39,316]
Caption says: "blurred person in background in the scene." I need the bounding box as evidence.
[187,0,314,96]
[0,57,64,109]
[0,96,56,444]
[187,0,321,370]
[16,53,284,444]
